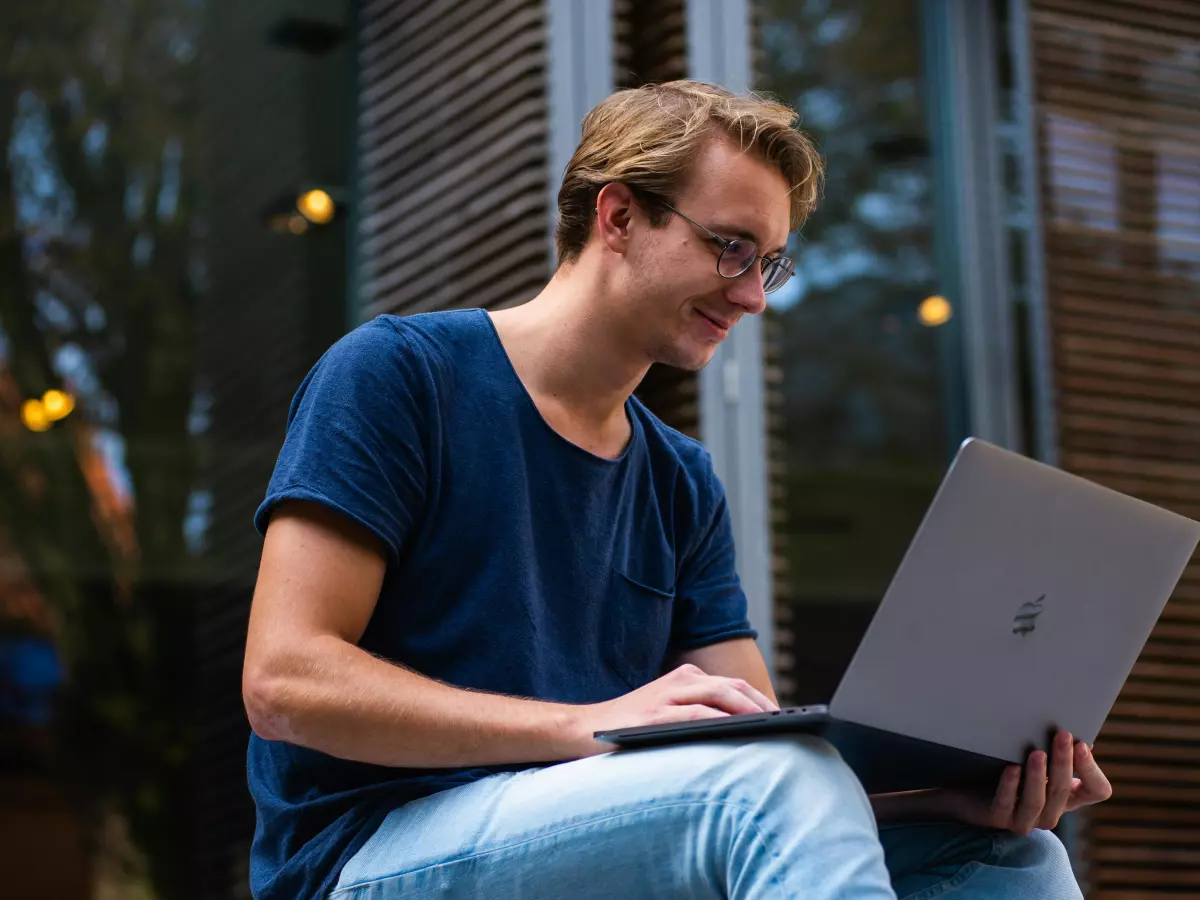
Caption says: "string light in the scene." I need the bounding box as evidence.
[42,389,75,421]
[296,189,335,225]
[21,399,51,432]
[918,295,953,327]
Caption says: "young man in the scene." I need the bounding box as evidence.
[243,82,1110,899]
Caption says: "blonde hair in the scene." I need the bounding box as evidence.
[555,80,823,266]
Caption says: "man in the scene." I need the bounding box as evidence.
[243,81,1110,899]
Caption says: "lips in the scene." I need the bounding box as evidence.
[697,310,736,331]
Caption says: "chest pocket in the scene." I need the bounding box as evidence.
[602,568,675,690]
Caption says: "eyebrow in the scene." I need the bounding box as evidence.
[711,222,787,257]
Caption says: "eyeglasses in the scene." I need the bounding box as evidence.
[658,201,796,295]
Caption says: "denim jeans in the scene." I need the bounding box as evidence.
[332,737,1083,899]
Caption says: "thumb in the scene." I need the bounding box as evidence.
[1068,742,1112,809]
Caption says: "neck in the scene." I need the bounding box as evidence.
[489,256,649,428]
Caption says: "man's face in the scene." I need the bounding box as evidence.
[620,135,792,372]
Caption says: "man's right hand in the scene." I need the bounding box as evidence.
[570,663,779,757]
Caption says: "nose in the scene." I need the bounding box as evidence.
[724,265,768,316]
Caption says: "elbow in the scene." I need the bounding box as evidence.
[242,661,294,742]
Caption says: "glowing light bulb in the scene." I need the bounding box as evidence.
[21,399,51,432]
[42,389,75,421]
[918,295,952,327]
[296,189,335,225]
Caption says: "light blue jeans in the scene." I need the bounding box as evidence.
[332,737,1082,899]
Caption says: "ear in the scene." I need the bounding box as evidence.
[594,182,639,256]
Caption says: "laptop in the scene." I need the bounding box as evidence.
[594,438,1200,794]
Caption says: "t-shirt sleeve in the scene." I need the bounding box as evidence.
[254,317,428,560]
[670,459,759,652]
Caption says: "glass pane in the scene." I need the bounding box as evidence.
[0,2,353,896]
[756,0,967,702]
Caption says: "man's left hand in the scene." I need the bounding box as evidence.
[936,730,1113,835]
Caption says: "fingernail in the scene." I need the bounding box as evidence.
[1059,732,1071,749]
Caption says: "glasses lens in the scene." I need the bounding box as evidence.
[718,240,757,278]
[762,257,795,294]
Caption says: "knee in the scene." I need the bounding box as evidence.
[1000,830,1081,898]
[1015,829,1075,872]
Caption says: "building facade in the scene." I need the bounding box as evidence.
[0,1,1195,898]
[358,1,1200,896]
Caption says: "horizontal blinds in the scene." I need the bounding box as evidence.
[357,0,550,318]
[1031,1,1200,894]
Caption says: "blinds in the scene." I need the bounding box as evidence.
[1031,1,1200,894]
[614,0,687,88]
[356,0,550,318]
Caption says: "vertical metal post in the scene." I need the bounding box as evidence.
[1008,0,1059,467]
[923,0,1024,451]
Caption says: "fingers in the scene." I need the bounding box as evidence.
[732,679,780,712]
[1014,751,1047,835]
[1038,732,1075,829]
[1066,741,1113,811]
[664,666,776,715]
[990,764,1022,827]
[675,704,732,722]
[678,679,771,716]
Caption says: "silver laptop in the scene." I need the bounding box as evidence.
[596,438,1200,793]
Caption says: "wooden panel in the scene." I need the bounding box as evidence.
[1032,2,1200,895]
[613,0,687,88]
[357,0,548,316]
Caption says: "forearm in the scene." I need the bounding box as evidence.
[243,635,587,768]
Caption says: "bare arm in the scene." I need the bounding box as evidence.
[242,501,585,767]
[242,502,776,768]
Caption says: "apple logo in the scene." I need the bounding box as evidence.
[1013,594,1046,636]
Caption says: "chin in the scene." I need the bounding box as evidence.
[654,341,718,372]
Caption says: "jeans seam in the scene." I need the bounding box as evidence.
[330,795,788,898]
[896,831,1004,900]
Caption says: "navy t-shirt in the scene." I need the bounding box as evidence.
[248,309,756,899]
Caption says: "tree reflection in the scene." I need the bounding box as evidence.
[757,0,962,699]
[1,1,201,895]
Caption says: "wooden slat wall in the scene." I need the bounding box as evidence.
[357,0,549,318]
[1030,1,1200,895]
[763,312,796,701]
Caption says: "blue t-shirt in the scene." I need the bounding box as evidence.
[248,309,756,899]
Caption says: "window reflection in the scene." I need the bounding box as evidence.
[0,0,351,895]
[757,0,964,701]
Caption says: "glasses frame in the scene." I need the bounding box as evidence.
[654,199,795,294]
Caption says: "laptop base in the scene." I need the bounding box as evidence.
[597,709,1011,794]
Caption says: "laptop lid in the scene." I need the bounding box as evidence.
[830,438,1200,764]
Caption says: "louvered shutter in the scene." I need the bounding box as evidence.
[1031,2,1200,894]
[356,0,550,317]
